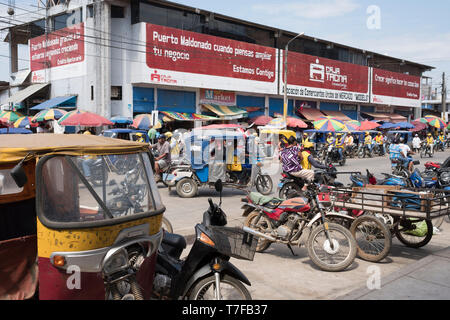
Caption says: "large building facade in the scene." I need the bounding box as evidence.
[4,0,434,124]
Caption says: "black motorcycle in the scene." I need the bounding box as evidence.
[344,144,358,158]
[152,180,254,300]
[372,143,385,156]
[420,142,434,158]
[324,145,346,166]
[358,144,373,158]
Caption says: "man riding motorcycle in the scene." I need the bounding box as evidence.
[326,132,335,145]
[390,137,414,173]
[335,133,345,160]
[301,132,311,148]
[426,133,435,153]
[280,136,315,184]
[344,133,355,157]
[151,133,172,182]
[437,132,445,150]
[374,132,385,154]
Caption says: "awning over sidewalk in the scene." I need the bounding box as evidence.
[30,95,77,110]
[160,111,218,121]
[298,108,326,121]
[202,104,248,119]
[389,113,408,123]
[321,110,352,121]
[6,83,49,104]
[361,112,391,122]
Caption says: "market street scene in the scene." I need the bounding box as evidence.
[0,0,449,303]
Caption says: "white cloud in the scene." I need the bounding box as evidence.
[251,0,360,19]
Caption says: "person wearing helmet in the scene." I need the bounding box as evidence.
[344,133,354,155]
[280,136,314,183]
[134,132,146,143]
[437,131,445,150]
[151,133,171,181]
[374,132,385,154]
[335,133,345,160]
[301,132,310,147]
[426,133,435,154]
[364,132,373,150]
[301,141,330,172]
[326,132,335,145]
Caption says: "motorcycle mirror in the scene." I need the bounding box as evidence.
[214,179,223,193]
[10,161,28,188]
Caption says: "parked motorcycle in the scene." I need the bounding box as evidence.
[152,180,253,300]
[324,145,346,166]
[242,183,357,272]
[344,144,358,159]
[435,140,445,152]
[372,143,385,156]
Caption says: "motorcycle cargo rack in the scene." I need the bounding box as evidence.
[330,186,450,220]
[210,226,257,261]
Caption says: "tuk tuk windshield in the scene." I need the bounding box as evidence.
[38,152,162,226]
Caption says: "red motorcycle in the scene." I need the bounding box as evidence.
[241,183,357,272]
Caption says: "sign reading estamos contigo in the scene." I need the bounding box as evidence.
[146,23,276,82]
[30,23,84,72]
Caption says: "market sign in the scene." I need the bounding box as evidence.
[371,68,421,108]
[283,51,370,103]
[144,23,277,94]
[199,89,236,106]
[29,22,85,81]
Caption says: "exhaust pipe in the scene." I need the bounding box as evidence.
[243,226,276,242]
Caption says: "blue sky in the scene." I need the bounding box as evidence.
[1,0,449,94]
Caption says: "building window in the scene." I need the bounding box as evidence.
[52,8,83,31]
[111,86,122,100]
[91,86,94,101]
[87,4,94,18]
[111,5,125,18]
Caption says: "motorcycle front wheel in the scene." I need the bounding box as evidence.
[307,222,357,272]
[188,274,251,300]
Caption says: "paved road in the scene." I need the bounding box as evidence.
[160,151,450,300]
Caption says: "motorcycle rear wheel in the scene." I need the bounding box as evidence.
[279,182,302,199]
[244,212,273,252]
[307,222,357,272]
[188,274,251,300]
[255,174,273,195]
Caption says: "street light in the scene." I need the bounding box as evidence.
[283,32,305,124]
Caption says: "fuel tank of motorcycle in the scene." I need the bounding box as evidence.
[264,197,310,221]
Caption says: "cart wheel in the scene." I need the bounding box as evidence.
[394,218,433,248]
[350,215,392,262]
[176,177,198,198]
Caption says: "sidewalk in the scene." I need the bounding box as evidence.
[338,246,450,300]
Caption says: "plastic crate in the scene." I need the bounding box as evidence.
[210,226,257,261]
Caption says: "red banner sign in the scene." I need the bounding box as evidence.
[371,68,420,100]
[146,23,276,83]
[284,51,369,102]
[30,23,84,72]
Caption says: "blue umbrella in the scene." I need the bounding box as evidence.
[110,116,133,124]
[379,122,397,129]
[395,122,414,129]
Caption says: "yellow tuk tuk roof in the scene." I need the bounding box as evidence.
[0,134,149,164]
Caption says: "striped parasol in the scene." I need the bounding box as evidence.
[31,108,67,123]
[0,111,24,123]
[313,116,346,131]
[57,109,88,124]
[132,114,162,130]
[160,111,218,121]
[424,115,446,129]
[14,116,39,128]
[345,120,361,130]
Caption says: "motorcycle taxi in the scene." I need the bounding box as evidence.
[0,134,164,300]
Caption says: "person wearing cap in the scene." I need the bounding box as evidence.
[364,132,373,152]
[326,132,335,145]
[374,132,385,154]
[151,133,171,181]
[301,141,330,172]
[135,132,146,143]
[301,132,310,147]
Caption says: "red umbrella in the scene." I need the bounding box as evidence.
[359,120,380,130]
[59,111,113,127]
[250,115,273,126]
[410,120,427,132]
[286,116,307,128]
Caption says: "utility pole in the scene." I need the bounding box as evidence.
[442,72,447,122]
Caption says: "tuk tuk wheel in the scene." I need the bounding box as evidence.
[176,177,198,198]
[255,174,273,195]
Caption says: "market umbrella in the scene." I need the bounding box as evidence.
[313,116,346,131]
[57,109,88,124]
[286,116,307,128]
[268,117,286,127]
[59,111,113,127]
[0,111,24,123]
[14,116,39,128]
[132,114,162,130]
[250,115,273,126]
[110,116,133,124]
[344,120,361,130]
[359,120,380,130]
[394,122,414,129]
[410,120,427,132]
[424,115,446,129]
[31,108,67,123]
[379,122,397,129]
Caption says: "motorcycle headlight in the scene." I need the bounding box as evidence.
[440,172,450,185]
[103,248,129,275]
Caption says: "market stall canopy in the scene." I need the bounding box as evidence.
[297,108,326,121]
[6,83,49,104]
[389,114,408,123]
[379,122,398,129]
[201,104,248,119]
[59,111,113,127]
[0,134,149,164]
[359,120,381,130]
[321,110,352,121]
[160,111,218,121]
[393,122,414,129]
[30,96,77,110]
[361,112,391,122]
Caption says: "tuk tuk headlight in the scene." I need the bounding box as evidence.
[103,248,129,275]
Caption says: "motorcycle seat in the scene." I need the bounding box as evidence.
[161,232,186,259]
